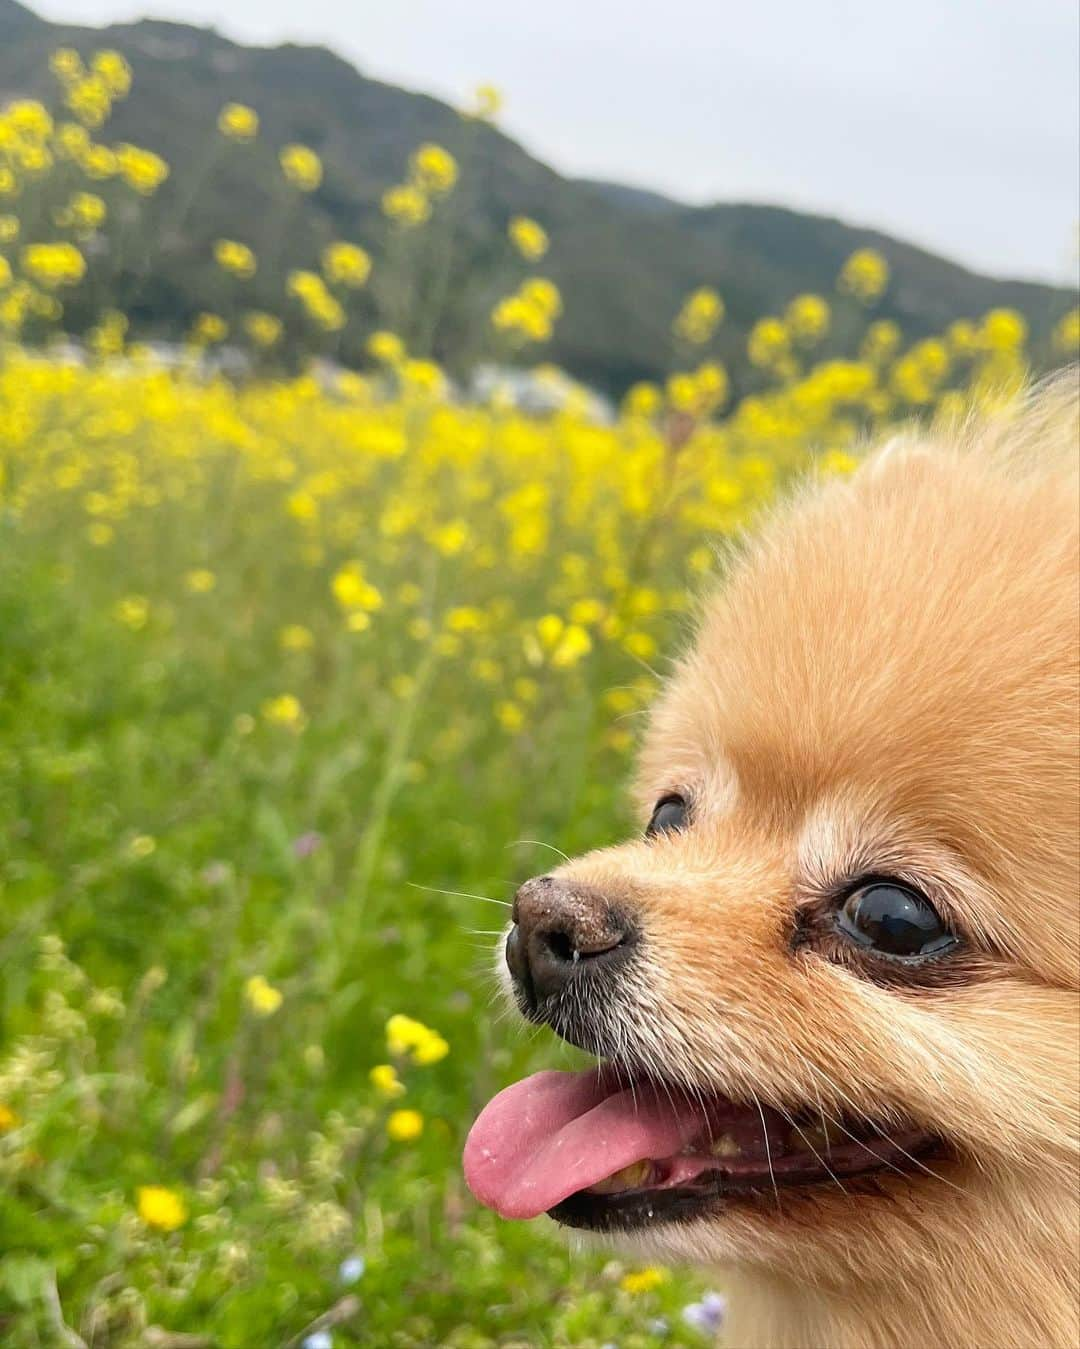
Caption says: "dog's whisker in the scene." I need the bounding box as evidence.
[406,881,511,908]
[508,838,572,865]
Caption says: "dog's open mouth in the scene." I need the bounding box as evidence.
[463,1066,943,1231]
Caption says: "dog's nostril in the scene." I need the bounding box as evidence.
[507,875,635,1006]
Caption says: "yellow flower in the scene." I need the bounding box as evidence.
[0,215,18,244]
[279,624,314,651]
[244,974,283,1016]
[128,834,156,859]
[91,50,132,98]
[214,240,257,279]
[385,1014,449,1064]
[244,312,282,347]
[0,1104,19,1132]
[332,562,383,612]
[496,700,525,732]
[466,83,503,121]
[0,258,10,289]
[386,1109,424,1142]
[115,595,150,630]
[49,48,84,84]
[367,330,405,364]
[115,144,170,195]
[261,693,305,729]
[136,1185,188,1232]
[673,287,724,344]
[279,144,323,192]
[322,241,372,289]
[370,1064,406,1098]
[785,294,830,344]
[184,568,216,594]
[1053,307,1080,354]
[59,191,107,234]
[190,313,228,345]
[979,307,1027,351]
[508,216,548,261]
[410,143,458,195]
[20,243,86,290]
[747,317,790,368]
[838,248,890,302]
[218,102,259,142]
[620,1266,669,1295]
[382,183,431,227]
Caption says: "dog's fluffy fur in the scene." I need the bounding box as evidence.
[543,383,1080,1348]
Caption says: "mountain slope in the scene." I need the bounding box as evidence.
[0,0,1072,392]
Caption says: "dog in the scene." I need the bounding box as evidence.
[464,380,1080,1349]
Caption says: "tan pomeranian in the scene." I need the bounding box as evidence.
[465,381,1080,1349]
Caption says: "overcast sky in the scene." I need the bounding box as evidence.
[35,0,1080,284]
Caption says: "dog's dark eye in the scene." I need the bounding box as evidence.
[646,794,689,838]
[837,883,956,959]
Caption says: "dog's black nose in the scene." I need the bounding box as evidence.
[506,875,633,1006]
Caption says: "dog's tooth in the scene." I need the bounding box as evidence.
[586,1160,653,1194]
[709,1132,741,1158]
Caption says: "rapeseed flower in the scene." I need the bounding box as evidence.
[218,102,259,141]
[244,974,283,1016]
[386,1109,424,1142]
[137,1185,188,1231]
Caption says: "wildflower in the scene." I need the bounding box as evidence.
[496,701,524,732]
[466,83,503,120]
[369,1064,406,1099]
[409,143,458,195]
[508,216,548,261]
[49,48,84,84]
[190,313,227,345]
[136,1185,188,1231]
[184,568,216,594]
[218,102,259,141]
[785,293,830,344]
[244,312,282,347]
[114,595,150,630]
[331,562,383,612]
[261,694,305,730]
[114,144,169,195]
[674,287,724,344]
[292,831,323,858]
[279,624,314,651]
[1053,307,1080,353]
[979,307,1027,351]
[244,974,283,1016]
[20,243,86,289]
[322,241,371,288]
[621,1266,669,1294]
[682,1291,727,1334]
[214,240,257,279]
[838,247,889,302]
[0,1104,19,1132]
[367,330,405,363]
[386,1108,423,1142]
[92,50,132,98]
[279,144,323,192]
[338,1254,365,1284]
[381,183,430,227]
[385,1013,449,1064]
[747,317,790,368]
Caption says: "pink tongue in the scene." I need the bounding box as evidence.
[463,1070,704,1220]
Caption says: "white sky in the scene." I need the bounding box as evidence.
[34,0,1080,284]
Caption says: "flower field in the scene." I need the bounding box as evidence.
[1,44,1078,1349]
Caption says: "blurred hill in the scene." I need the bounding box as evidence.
[0,0,1072,393]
